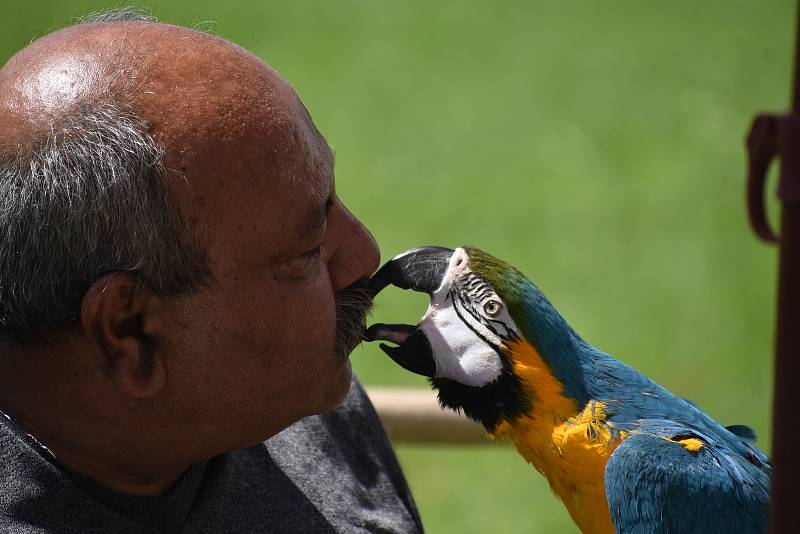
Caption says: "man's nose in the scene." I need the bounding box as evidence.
[328,201,381,292]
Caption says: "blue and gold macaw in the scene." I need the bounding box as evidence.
[367,246,769,534]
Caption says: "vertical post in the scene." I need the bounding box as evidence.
[747,2,800,532]
[769,198,800,534]
[768,2,800,524]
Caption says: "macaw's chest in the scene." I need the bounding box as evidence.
[494,401,626,534]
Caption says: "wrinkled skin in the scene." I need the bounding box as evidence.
[0,22,379,495]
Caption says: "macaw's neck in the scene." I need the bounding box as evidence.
[508,285,592,414]
[500,338,588,427]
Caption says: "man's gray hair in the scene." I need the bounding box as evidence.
[78,6,157,24]
[0,11,211,345]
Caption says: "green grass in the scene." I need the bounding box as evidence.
[2,2,793,532]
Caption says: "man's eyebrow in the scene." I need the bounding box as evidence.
[302,193,334,237]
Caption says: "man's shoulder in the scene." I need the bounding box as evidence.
[0,376,425,533]
[0,413,123,534]
[258,374,424,533]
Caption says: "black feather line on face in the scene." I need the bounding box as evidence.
[452,290,497,346]
[474,287,492,301]
[453,276,518,343]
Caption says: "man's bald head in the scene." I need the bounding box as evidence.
[0,10,157,147]
[0,12,313,344]
[0,12,315,171]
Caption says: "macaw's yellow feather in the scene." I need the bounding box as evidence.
[678,438,704,452]
[492,339,625,534]
[659,436,703,452]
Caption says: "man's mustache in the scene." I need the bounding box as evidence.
[334,278,374,360]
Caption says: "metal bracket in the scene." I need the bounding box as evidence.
[747,112,800,244]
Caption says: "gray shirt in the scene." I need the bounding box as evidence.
[0,376,424,533]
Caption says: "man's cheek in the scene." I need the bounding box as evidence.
[298,289,337,344]
[297,291,336,334]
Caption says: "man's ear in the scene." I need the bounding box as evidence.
[80,272,167,398]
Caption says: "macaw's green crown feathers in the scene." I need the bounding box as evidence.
[462,247,532,314]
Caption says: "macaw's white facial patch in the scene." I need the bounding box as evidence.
[420,303,504,386]
[418,248,507,387]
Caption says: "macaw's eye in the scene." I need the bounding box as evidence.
[483,299,502,317]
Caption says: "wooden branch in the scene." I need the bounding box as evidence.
[366,387,502,445]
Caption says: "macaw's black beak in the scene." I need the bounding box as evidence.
[368,246,455,296]
[365,246,455,378]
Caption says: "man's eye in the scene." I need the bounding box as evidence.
[279,245,323,280]
[301,245,322,261]
[283,245,322,279]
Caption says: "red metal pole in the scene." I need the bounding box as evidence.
[747,2,800,532]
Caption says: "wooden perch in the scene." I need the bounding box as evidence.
[366,387,501,445]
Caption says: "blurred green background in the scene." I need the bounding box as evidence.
[1,1,792,532]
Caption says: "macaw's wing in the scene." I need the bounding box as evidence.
[604,430,768,534]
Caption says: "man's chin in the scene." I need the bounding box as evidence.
[314,359,353,414]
